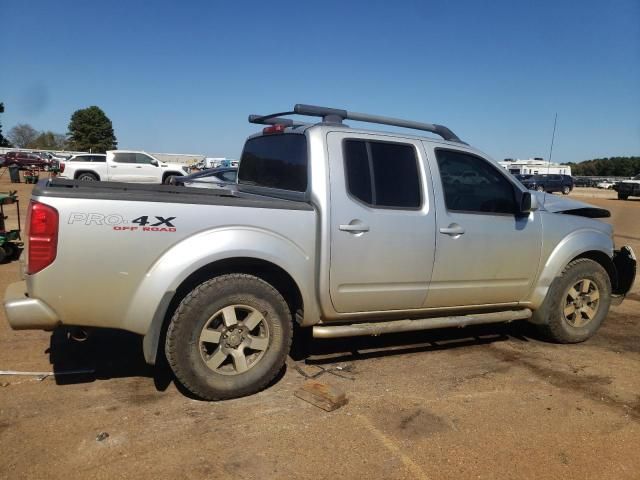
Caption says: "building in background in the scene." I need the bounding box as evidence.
[499,158,572,176]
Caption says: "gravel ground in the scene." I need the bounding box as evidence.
[0,176,639,480]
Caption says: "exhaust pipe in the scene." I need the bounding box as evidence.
[312,309,532,339]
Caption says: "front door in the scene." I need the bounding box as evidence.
[424,147,542,307]
[328,132,436,313]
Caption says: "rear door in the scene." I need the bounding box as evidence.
[328,132,436,313]
[425,146,542,307]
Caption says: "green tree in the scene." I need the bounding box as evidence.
[8,123,39,148]
[67,106,117,153]
[29,131,67,150]
[0,102,11,147]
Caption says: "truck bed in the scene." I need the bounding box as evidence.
[34,178,313,211]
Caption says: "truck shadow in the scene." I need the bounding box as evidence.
[47,328,173,392]
[46,321,540,393]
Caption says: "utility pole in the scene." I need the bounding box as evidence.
[547,113,557,173]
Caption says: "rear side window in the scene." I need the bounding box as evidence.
[113,152,136,163]
[92,155,106,162]
[238,134,308,192]
[435,149,516,214]
[343,139,421,209]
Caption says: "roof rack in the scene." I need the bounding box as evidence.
[248,114,310,128]
[248,104,463,143]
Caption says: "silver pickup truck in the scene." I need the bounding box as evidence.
[4,104,636,400]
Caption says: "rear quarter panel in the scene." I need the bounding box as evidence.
[27,195,318,334]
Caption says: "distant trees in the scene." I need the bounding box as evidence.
[569,157,640,177]
[0,102,11,147]
[67,106,117,153]
[8,123,39,148]
[29,131,67,150]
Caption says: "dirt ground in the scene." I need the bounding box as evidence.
[1,174,639,480]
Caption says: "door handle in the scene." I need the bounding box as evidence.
[439,223,465,236]
[110,165,117,168]
[339,223,370,233]
[136,166,142,168]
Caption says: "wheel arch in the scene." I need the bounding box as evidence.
[142,257,306,365]
[528,229,614,309]
[74,169,100,180]
[162,171,184,182]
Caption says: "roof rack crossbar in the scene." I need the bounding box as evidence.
[248,113,310,128]
[281,104,462,142]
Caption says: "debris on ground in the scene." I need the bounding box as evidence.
[288,360,357,381]
[294,380,348,412]
[96,432,109,442]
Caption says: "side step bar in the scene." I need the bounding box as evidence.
[312,309,532,339]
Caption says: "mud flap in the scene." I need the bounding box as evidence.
[612,246,636,305]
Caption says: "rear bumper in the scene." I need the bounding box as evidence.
[3,281,60,330]
[611,246,637,305]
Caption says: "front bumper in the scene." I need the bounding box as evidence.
[611,246,637,305]
[3,281,60,330]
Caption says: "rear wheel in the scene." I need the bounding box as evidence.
[536,185,545,192]
[533,258,611,343]
[618,193,628,200]
[562,186,570,195]
[165,274,293,400]
[77,172,98,181]
[0,246,6,263]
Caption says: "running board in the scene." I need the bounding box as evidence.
[312,309,532,339]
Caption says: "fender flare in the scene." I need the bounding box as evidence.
[528,228,614,309]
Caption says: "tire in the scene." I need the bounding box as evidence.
[77,172,98,181]
[562,186,570,195]
[163,175,176,185]
[0,246,6,264]
[536,185,545,192]
[532,258,611,343]
[618,193,628,200]
[165,274,293,400]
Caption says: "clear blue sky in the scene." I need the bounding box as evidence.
[1,0,638,162]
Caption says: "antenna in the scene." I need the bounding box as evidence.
[547,113,557,174]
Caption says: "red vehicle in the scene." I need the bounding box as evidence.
[4,151,52,170]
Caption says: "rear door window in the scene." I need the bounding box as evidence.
[343,139,421,209]
[238,134,308,192]
[113,153,136,163]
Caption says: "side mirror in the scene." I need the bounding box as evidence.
[519,191,539,214]
[150,159,159,167]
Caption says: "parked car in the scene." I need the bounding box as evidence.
[596,180,616,190]
[520,174,574,194]
[4,104,636,401]
[3,151,52,170]
[616,174,640,200]
[58,150,189,183]
[172,167,238,188]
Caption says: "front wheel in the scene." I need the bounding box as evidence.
[165,274,293,400]
[618,193,628,200]
[532,258,611,343]
[536,185,545,192]
[163,175,176,185]
[562,186,570,195]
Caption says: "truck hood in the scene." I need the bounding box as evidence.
[535,192,610,218]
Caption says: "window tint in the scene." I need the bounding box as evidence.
[343,140,421,209]
[135,153,154,164]
[436,150,516,214]
[113,153,136,163]
[221,171,237,181]
[238,134,307,192]
[92,155,106,162]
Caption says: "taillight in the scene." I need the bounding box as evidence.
[59,162,65,173]
[263,124,286,134]
[27,201,59,274]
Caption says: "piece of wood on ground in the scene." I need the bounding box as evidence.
[294,380,348,411]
